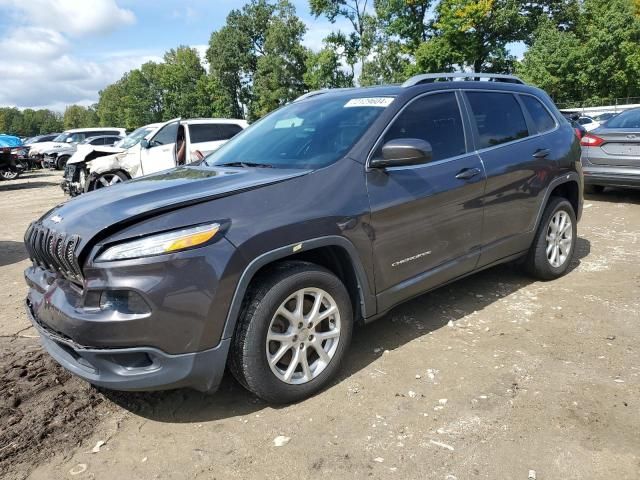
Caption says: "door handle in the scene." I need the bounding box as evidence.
[455,167,481,180]
[533,149,550,158]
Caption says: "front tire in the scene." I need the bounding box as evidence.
[91,171,128,190]
[525,197,577,280]
[229,261,353,403]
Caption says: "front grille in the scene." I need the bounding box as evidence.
[24,223,83,283]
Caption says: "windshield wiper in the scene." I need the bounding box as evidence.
[217,161,273,168]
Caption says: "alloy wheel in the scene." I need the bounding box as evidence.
[97,174,122,188]
[266,287,341,385]
[546,210,573,268]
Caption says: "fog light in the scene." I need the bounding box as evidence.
[98,290,150,314]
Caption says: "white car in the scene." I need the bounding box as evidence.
[62,118,247,195]
[577,116,601,132]
[29,127,126,167]
[42,134,123,169]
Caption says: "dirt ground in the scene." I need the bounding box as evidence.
[1,170,639,480]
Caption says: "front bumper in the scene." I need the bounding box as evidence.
[23,236,240,392]
[26,299,230,392]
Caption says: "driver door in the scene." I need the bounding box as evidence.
[366,91,486,312]
[140,118,180,175]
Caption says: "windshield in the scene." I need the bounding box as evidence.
[203,96,393,169]
[117,126,156,149]
[603,109,640,129]
[53,133,72,142]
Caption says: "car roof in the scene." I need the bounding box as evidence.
[64,127,125,133]
[182,118,248,125]
[293,79,546,105]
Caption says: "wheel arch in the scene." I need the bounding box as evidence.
[533,173,582,231]
[221,236,376,341]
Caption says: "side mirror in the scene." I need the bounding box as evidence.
[140,138,150,149]
[66,138,73,143]
[370,138,433,169]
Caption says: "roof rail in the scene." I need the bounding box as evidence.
[402,73,525,87]
[293,89,330,102]
[293,87,356,103]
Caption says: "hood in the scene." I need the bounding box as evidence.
[37,165,310,247]
[68,145,125,164]
[29,141,65,154]
[43,144,75,155]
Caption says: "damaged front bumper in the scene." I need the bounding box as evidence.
[26,299,230,392]
[23,237,238,392]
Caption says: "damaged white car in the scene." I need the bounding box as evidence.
[61,118,247,196]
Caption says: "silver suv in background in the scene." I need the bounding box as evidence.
[580,107,640,193]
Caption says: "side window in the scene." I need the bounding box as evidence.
[520,95,556,133]
[89,137,104,145]
[379,92,466,162]
[218,124,243,139]
[188,123,242,143]
[151,122,178,147]
[188,124,220,143]
[466,92,529,148]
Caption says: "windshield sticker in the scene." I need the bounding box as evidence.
[344,97,394,108]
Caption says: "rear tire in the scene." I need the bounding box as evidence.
[229,261,353,403]
[525,197,577,280]
[584,184,604,194]
[56,155,69,170]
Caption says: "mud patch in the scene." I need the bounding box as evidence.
[0,338,113,480]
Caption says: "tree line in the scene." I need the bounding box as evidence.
[3,0,640,136]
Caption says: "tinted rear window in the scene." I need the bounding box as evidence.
[520,95,556,133]
[189,123,243,143]
[467,92,529,148]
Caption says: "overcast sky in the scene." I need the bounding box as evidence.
[0,0,525,112]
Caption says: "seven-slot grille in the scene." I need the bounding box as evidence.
[24,223,83,282]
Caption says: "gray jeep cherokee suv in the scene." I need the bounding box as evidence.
[24,74,583,403]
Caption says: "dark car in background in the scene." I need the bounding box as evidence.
[580,107,640,193]
[24,73,582,403]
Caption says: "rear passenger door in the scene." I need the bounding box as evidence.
[366,91,486,312]
[463,90,558,267]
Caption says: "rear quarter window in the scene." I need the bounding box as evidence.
[520,95,557,133]
[466,92,529,149]
[189,124,243,143]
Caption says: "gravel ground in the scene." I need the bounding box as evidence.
[1,170,639,480]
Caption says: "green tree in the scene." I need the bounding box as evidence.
[516,22,584,104]
[207,0,308,119]
[374,0,432,52]
[160,46,208,119]
[206,0,277,118]
[252,2,308,118]
[310,0,376,78]
[518,0,640,105]
[426,0,524,73]
[63,105,97,129]
[304,48,354,89]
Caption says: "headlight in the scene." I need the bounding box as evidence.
[97,223,220,262]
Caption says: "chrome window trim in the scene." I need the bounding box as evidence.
[365,89,470,172]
